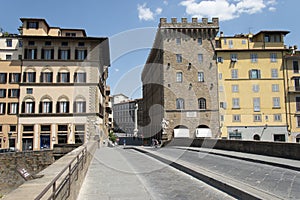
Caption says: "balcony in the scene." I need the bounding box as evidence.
[288,86,300,92]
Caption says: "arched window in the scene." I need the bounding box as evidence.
[39,96,53,114]
[74,96,86,113]
[57,96,69,113]
[22,97,35,114]
[198,98,206,110]
[40,68,53,83]
[176,98,184,109]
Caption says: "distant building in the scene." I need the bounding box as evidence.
[216,31,290,141]
[17,18,110,151]
[142,18,220,141]
[112,93,129,104]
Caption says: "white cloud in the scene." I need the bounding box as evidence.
[137,3,154,21]
[163,0,168,5]
[137,3,163,21]
[179,0,277,21]
[156,7,163,15]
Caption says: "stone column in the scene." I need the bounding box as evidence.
[34,124,39,150]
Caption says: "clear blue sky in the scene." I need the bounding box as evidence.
[1,0,299,99]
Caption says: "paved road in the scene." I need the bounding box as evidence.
[152,147,300,199]
[77,147,235,200]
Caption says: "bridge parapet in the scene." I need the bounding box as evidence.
[3,141,97,200]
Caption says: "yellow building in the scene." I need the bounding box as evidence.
[216,31,290,141]
[284,50,300,142]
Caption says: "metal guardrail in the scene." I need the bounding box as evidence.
[34,145,87,200]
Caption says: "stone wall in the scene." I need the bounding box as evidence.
[166,138,300,160]
[0,150,54,196]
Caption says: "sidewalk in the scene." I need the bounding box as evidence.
[77,147,152,200]
[175,146,300,171]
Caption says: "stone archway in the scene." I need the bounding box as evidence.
[173,125,189,138]
[195,125,212,138]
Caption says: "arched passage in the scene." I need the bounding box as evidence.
[173,125,189,138]
[253,134,261,141]
[195,125,212,138]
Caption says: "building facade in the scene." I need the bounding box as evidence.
[216,31,290,141]
[142,18,220,141]
[284,49,300,142]
[0,33,22,150]
[17,18,110,151]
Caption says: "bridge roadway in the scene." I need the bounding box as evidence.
[77,146,300,200]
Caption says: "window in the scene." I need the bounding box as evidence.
[57,72,70,83]
[8,103,18,114]
[0,73,7,83]
[6,39,12,47]
[40,72,53,83]
[57,101,69,113]
[228,40,233,48]
[232,85,239,93]
[198,72,204,82]
[23,102,35,114]
[198,98,206,110]
[57,125,68,144]
[176,54,182,63]
[253,114,261,122]
[45,41,52,46]
[270,53,277,62]
[28,41,35,46]
[0,103,6,114]
[253,98,260,112]
[8,89,19,98]
[176,38,181,45]
[230,54,237,61]
[40,101,52,113]
[23,72,36,83]
[198,54,203,63]
[296,97,300,112]
[176,72,182,82]
[27,21,39,29]
[273,97,280,108]
[26,88,33,94]
[220,102,227,109]
[10,125,17,132]
[272,84,279,92]
[249,69,261,79]
[61,42,68,46]
[217,57,223,63]
[232,98,240,109]
[75,50,87,60]
[293,61,299,73]
[198,38,202,45]
[250,53,258,63]
[297,116,300,127]
[252,85,259,93]
[24,49,37,59]
[219,73,222,80]
[74,72,87,83]
[0,89,6,98]
[232,115,241,122]
[42,49,54,60]
[66,33,76,37]
[40,125,50,149]
[294,78,300,91]
[271,68,278,78]
[274,114,281,121]
[9,73,21,83]
[59,49,70,60]
[78,42,85,47]
[6,55,12,60]
[74,101,86,113]
[242,40,246,45]
[75,125,85,144]
[176,98,184,109]
[231,69,238,79]
[18,40,23,47]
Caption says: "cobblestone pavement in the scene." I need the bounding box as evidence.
[77,147,235,200]
[152,147,300,199]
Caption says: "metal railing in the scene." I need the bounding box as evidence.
[35,145,87,200]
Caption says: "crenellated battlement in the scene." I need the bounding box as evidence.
[159,17,219,28]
